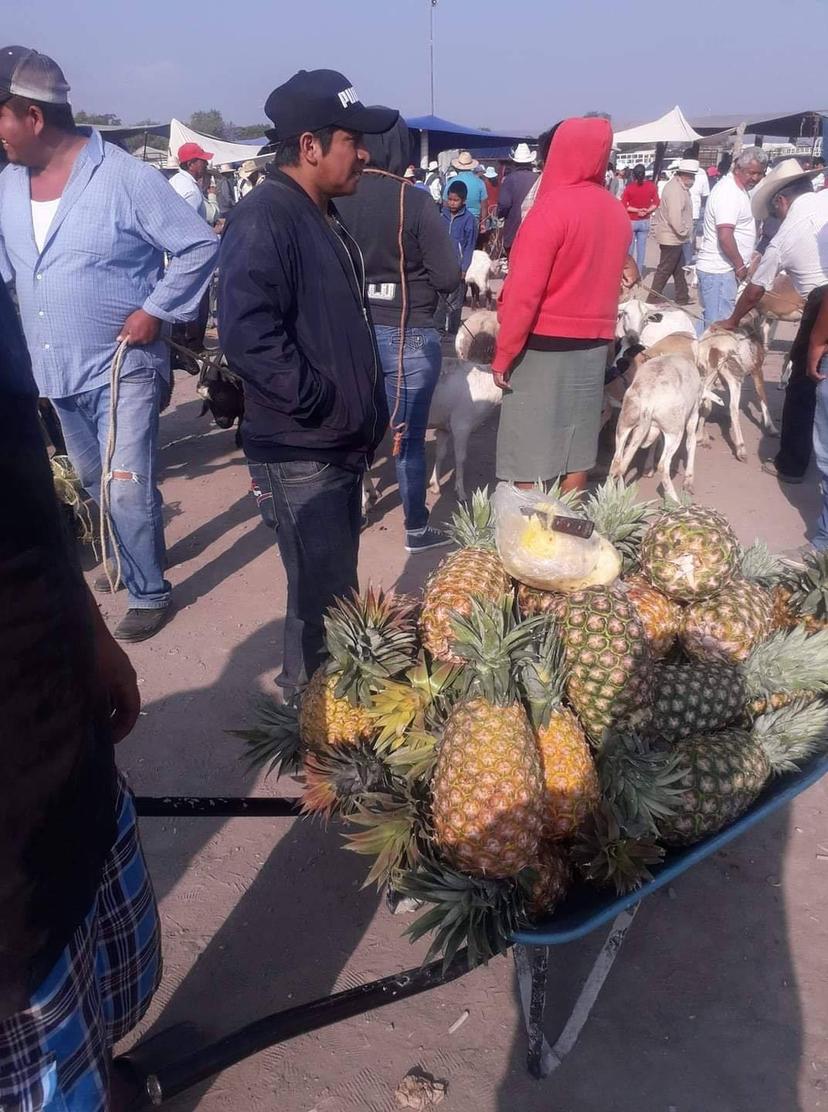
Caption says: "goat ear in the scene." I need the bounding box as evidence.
[648,312,663,323]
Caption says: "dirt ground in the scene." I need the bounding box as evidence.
[102,270,828,1111]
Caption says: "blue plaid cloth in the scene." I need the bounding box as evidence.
[0,127,219,400]
[0,775,161,1111]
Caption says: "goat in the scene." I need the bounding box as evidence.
[616,298,697,354]
[455,307,498,362]
[196,354,244,448]
[428,358,503,502]
[609,354,721,502]
[465,250,496,311]
[696,316,777,462]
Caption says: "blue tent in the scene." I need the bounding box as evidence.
[405,114,531,162]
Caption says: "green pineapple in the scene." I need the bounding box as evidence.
[639,504,740,601]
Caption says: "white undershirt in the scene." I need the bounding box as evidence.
[31,198,61,253]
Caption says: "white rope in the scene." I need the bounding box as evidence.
[99,340,130,594]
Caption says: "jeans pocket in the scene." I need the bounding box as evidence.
[248,462,277,529]
[275,459,331,485]
[402,331,426,356]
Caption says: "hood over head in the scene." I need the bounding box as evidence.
[539,117,613,195]
[361,117,411,177]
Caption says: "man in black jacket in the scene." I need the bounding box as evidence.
[337,120,460,552]
[218,70,397,696]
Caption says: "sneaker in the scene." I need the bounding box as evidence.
[113,607,171,642]
[404,526,453,554]
[760,459,804,485]
[93,560,125,593]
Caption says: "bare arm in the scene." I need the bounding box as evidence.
[716,224,749,278]
[807,287,828,382]
[715,282,765,330]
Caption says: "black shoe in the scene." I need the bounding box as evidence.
[113,607,171,642]
[404,527,453,554]
[760,459,804,484]
[93,560,126,593]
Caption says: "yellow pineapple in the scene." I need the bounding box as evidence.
[623,575,681,659]
[516,582,565,620]
[527,843,571,919]
[680,578,774,665]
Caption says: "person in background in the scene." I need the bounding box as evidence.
[483,165,500,208]
[492,117,630,494]
[620,162,659,274]
[237,158,262,197]
[0,277,158,1112]
[425,159,443,203]
[0,46,218,643]
[169,141,212,219]
[443,151,488,223]
[411,167,430,193]
[337,119,460,553]
[812,155,826,191]
[439,179,477,335]
[695,145,768,329]
[683,146,710,263]
[649,159,696,304]
[713,159,827,487]
[610,164,627,198]
[805,285,828,552]
[403,165,415,181]
[214,162,237,218]
[497,142,537,258]
[218,69,397,697]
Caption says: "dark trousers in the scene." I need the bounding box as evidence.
[248,458,363,694]
[648,243,689,303]
[775,286,828,477]
[435,281,466,335]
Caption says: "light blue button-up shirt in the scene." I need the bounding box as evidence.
[0,128,219,399]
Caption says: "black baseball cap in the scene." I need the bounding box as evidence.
[264,69,398,141]
[0,45,70,106]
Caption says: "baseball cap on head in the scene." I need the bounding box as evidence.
[178,141,213,165]
[264,68,398,141]
[0,45,70,106]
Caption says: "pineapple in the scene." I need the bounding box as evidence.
[653,627,828,741]
[521,624,600,840]
[526,843,571,919]
[639,504,740,602]
[559,584,653,743]
[429,597,545,877]
[516,582,565,620]
[623,575,681,659]
[582,479,654,574]
[680,578,774,664]
[778,548,828,633]
[299,588,418,748]
[420,490,511,664]
[656,700,828,845]
[571,803,665,895]
[301,743,394,820]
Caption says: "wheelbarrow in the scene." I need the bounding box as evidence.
[117,754,828,1107]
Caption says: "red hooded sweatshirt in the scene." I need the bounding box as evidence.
[492,118,630,374]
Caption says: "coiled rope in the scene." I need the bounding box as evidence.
[99,338,130,594]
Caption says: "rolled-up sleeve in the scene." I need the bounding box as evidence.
[132,171,219,322]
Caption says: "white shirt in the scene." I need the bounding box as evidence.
[752,190,828,296]
[696,174,757,274]
[689,167,710,220]
[169,168,207,220]
[31,198,61,253]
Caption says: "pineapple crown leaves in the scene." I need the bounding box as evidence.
[571,802,665,896]
[369,654,461,754]
[229,696,304,779]
[323,587,420,705]
[342,793,421,890]
[582,479,654,570]
[444,488,497,550]
[597,733,686,835]
[752,698,828,774]
[300,742,397,822]
[740,540,785,586]
[383,733,440,783]
[519,620,568,732]
[746,627,828,699]
[658,489,694,512]
[398,855,532,972]
[449,595,543,706]
[787,548,828,618]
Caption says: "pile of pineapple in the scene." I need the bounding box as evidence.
[238,484,828,968]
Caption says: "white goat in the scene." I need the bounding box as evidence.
[455,308,499,361]
[610,354,721,502]
[616,298,697,356]
[465,250,496,310]
[428,358,502,502]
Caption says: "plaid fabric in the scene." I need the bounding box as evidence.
[0,775,161,1111]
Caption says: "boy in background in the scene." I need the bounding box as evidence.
[440,180,477,334]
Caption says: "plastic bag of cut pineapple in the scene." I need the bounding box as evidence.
[492,483,622,592]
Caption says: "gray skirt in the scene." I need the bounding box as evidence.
[496,343,608,481]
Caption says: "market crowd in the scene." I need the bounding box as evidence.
[2,41,828,1111]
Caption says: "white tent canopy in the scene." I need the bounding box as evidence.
[613,106,704,146]
[168,118,263,167]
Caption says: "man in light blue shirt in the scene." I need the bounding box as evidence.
[443,151,488,221]
[0,45,219,641]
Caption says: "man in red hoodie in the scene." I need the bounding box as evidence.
[492,117,630,492]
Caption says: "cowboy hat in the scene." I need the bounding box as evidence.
[510,142,534,164]
[484,165,498,179]
[751,157,822,220]
[239,159,259,177]
[452,151,479,171]
[676,158,700,176]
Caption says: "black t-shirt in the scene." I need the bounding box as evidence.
[0,284,117,1020]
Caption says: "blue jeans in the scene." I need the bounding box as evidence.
[248,458,363,694]
[51,366,170,609]
[697,269,738,332]
[374,325,442,531]
[682,216,704,264]
[629,219,650,273]
[811,357,828,549]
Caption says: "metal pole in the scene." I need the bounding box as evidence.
[429,0,437,116]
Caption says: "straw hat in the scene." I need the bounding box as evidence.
[510,142,535,164]
[676,158,700,176]
[751,158,822,220]
[452,151,479,171]
[240,159,259,177]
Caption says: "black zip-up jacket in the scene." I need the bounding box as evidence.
[218,168,388,469]
[337,121,461,328]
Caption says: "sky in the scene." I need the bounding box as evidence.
[7,0,828,134]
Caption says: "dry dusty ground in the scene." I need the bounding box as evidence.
[100,281,828,1111]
